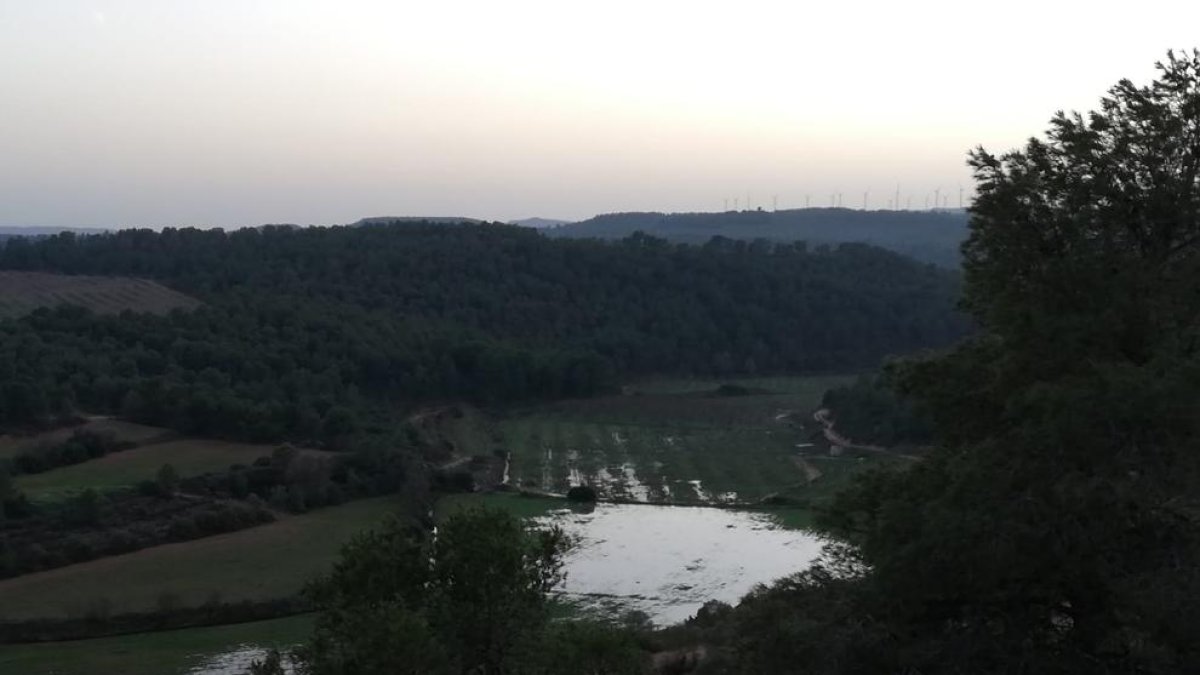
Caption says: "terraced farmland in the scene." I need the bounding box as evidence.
[0,270,200,319]
[497,375,879,505]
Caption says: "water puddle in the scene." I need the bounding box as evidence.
[536,503,823,626]
[541,446,554,489]
[619,463,651,501]
[188,646,296,675]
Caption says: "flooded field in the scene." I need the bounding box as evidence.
[537,502,824,625]
[188,647,295,675]
[488,376,875,507]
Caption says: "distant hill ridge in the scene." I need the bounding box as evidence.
[508,217,572,229]
[549,208,969,266]
[353,216,484,226]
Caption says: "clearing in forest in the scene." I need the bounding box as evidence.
[13,436,287,502]
[0,270,200,320]
[0,419,175,460]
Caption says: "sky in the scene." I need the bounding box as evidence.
[1,1,1198,227]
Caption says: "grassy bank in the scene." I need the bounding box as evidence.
[435,491,565,522]
[0,614,312,675]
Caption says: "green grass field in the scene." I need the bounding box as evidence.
[435,491,567,522]
[493,375,871,505]
[0,497,400,620]
[14,438,283,502]
[0,614,312,675]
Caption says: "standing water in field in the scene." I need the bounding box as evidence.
[536,503,823,626]
[188,647,294,675]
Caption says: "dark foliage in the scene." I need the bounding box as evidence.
[5,429,136,476]
[698,51,1200,675]
[0,492,275,579]
[819,372,932,447]
[298,508,604,675]
[566,485,598,502]
[0,224,966,438]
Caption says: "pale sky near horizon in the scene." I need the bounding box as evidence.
[1,1,1198,228]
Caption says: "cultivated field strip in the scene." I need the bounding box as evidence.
[0,270,200,319]
[13,438,283,503]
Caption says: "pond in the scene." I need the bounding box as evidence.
[183,501,823,673]
[536,502,824,626]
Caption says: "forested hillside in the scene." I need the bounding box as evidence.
[0,224,966,439]
[549,208,969,266]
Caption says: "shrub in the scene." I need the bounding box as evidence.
[566,485,598,503]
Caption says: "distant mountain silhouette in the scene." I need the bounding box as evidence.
[548,208,969,266]
[0,226,110,236]
[508,217,572,229]
[353,216,484,226]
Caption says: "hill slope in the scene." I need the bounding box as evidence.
[0,271,200,320]
[550,208,969,266]
[0,223,968,437]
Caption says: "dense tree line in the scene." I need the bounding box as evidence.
[3,429,135,475]
[0,304,611,439]
[0,225,966,437]
[819,373,932,447]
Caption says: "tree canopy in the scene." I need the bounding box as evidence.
[293,507,644,675]
[0,224,967,440]
[808,50,1200,673]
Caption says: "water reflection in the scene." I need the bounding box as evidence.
[535,503,823,626]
